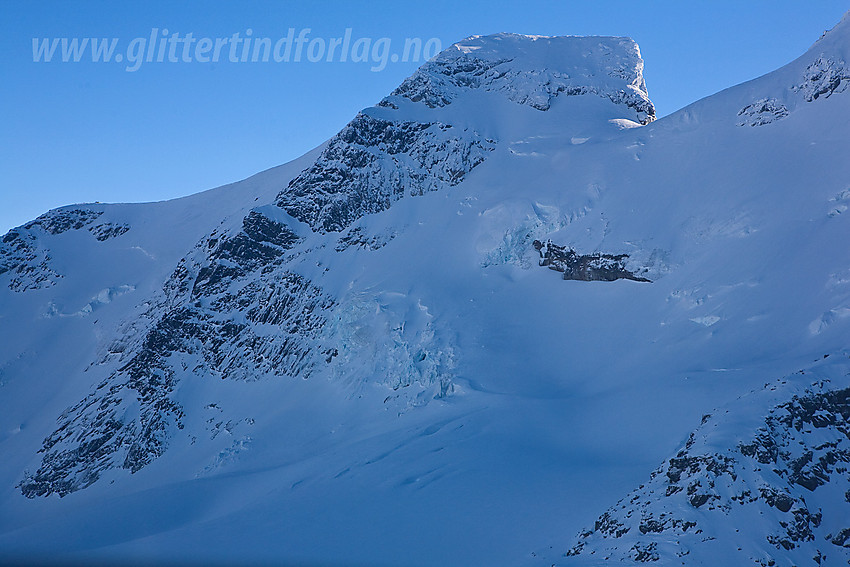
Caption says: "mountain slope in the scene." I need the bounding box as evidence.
[1,18,850,567]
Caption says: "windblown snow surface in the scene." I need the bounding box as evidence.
[2,17,850,567]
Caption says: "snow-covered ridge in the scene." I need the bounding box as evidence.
[380,33,655,123]
[735,13,850,126]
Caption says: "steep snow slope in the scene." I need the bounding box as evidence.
[1,20,850,567]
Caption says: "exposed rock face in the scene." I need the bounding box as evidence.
[563,367,850,565]
[90,222,130,241]
[19,209,331,498]
[380,33,656,123]
[533,240,651,282]
[796,56,850,101]
[0,228,60,292]
[22,208,104,235]
[276,113,495,233]
[0,208,129,292]
[335,225,396,252]
[737,98,790,127]
[737,54,849,127]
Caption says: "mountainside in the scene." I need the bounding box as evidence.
[2,17,850,567]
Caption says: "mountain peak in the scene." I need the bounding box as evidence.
[380,32,655,123]
[8,13,850,567]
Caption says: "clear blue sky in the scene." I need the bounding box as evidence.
[1,1,848,234]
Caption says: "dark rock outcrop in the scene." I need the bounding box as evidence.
[276,113,494,233]
[0,208,130,292]
[533,240,651,283]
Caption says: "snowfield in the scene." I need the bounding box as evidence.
[2,14,850,567]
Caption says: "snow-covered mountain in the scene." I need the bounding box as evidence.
[1,16,850,567]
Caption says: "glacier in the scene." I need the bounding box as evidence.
[1,14,850,567]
